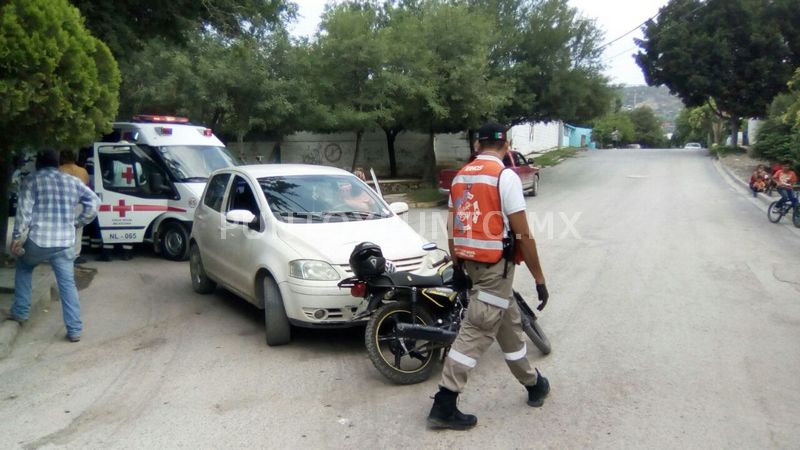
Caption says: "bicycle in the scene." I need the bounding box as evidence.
[767,185,800,228]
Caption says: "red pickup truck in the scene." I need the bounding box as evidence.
[438,150,540,197]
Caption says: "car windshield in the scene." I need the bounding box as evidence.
[258,175,391,223]
[156,145,238,182]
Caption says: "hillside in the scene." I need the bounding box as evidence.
[621,85,684,133]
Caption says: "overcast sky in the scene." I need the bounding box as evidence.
[288,0,670,86]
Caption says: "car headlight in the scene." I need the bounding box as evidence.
[289,260,340,281]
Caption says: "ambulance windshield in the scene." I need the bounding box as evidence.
[157,145,238,182]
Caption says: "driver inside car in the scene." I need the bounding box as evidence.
[337,181,374,211]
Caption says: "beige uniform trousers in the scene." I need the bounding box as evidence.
[440,259,538,393]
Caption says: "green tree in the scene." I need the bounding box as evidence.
[0,0,121,251]
[417,2,507,167]
[627,106,666,148]
[310,2,390,171]
[71,0,296,59]
[635,0,795,147]
[476,0,612,124]
[592,113,635,148]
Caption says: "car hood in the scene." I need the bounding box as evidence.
[276,216,427,265]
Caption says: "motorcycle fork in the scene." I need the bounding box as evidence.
[410,287,418,325]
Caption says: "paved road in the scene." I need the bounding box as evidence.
[1,149,799,449]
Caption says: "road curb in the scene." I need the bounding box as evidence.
[0,266,54,359]
[713,158,800,238]
[713,158,774,208]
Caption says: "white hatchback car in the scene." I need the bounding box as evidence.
[189,164,429,345]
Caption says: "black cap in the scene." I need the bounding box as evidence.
[476,121,508,142]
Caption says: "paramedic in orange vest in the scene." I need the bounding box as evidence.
[428,122,550,430]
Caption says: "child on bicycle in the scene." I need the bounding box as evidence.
[773,162,798,210]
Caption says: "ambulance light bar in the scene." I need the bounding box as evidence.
[133,114,189,124]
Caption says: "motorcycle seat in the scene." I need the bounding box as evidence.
[385,271,444,287]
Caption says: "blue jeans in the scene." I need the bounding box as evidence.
[12,241,82,337]
[776,187,798,209]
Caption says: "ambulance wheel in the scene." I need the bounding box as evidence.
[189,244,216,294]
[160,222,189,261]
[263,276,291,346]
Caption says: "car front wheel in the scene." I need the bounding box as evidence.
[263,275,291,346]
[189,244,216,294]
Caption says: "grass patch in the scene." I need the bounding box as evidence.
[711,145,747,157]
[407,187,445,203]
[531,147,579,167]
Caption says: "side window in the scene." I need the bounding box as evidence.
[227,176,260,215]
[204,173,231,212]
[97,145,172,197]
[502,154,513,168]
[514,152,528,167]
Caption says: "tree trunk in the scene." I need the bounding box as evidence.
[351,129,364,172]
[0,152,12,254]
[237,132,246,162]
[466,128,476,155]
[270,139,282,164]
[422,128,437,184]
[730,117,740,147]
[382,127,399,178]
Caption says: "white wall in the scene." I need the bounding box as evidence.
[508,121,563,155]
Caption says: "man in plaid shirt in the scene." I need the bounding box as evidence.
[7,150,99,342]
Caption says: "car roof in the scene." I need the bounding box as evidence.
[220,164,355,178]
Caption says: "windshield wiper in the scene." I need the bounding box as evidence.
[181,177,208,182]
[325,211,384,220]
[277,211,326,222]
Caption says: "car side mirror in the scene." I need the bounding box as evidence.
[526,158,534,165]
[226,209,256,226]
[389,202,409,215]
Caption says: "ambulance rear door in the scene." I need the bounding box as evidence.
[93,143,181,244]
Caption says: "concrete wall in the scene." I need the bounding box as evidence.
[508,122,563,155]
[232,122,570,178]
[566,125,594,148]
[233,130,432,178]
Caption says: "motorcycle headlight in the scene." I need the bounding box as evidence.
[289,260,340,281]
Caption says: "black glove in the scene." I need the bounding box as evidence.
[452,265,472,292]
[536,283,549,311]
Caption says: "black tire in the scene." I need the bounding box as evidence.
[160,221,190,260]
[189,244,216,294]
[364,301,438,385]
[263,276,290,346]
[767,201,784,224]
[793,207,800,228]
[514,291,551,355]
[530,174,539,197]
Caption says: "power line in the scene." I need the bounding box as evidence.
[596,9,662,52]
[600,2,711,61]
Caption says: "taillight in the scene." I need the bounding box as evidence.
[203,128,213,137]
[157,127,173,136]
[351,282,367,298]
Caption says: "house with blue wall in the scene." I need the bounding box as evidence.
[563,124,595,149]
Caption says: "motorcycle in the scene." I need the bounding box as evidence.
[338,243,550,385]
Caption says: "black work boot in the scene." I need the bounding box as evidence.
[526,369,550,407]
[427,387,477,430]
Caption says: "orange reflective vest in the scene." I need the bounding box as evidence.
[451,158,506,263]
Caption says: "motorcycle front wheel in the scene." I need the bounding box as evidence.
[514,291,552,355]
[364,301,438,385]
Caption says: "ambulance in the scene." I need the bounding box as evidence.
[89,115,237,260]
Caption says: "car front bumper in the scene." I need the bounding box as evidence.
[281,279,368,328]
